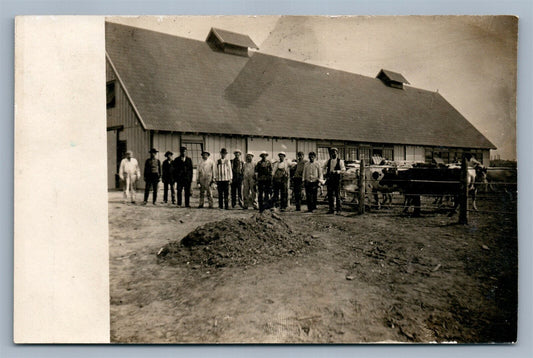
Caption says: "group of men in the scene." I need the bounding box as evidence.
[118,146,346,214]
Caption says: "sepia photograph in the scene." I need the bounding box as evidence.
[104,15,517,343]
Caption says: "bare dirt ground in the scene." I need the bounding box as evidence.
[108,190,517,343]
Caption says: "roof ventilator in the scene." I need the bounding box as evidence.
[206,28,259,57]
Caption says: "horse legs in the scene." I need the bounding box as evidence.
[448,195,461,217]
[403,195,414,214]
[373,191,381,210]
[433,195,443,206]
[471,188,478,211]
[382,193,393,208]
[412,195,421,217]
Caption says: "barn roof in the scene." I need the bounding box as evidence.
[105,22,496,150]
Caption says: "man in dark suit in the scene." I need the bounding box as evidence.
[172,146,193,207]
[143,148,161,205]
[162,151,175,204]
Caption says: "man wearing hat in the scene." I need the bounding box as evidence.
[323,147,346,214]
[143,148,161,205]
[242,152,258,209]
[303,151,323,212]
[230,149,245,208]
[118,150,141,204]
[291,151,307,211]
[214,148,232,209]
[255,151,273,212]
[272,152,291,211]
[197,150,215,208]
[172,146,194,208]
[162,151,175,204]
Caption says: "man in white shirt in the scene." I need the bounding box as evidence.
[303,151,323,212]
[324,147,346,214]
[118,150,141,204]
[272,152,290,211]
[197,151,215,208]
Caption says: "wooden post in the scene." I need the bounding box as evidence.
[358,159,365,215]
[458,156,469,224]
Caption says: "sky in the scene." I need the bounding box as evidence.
[108,15,518,160]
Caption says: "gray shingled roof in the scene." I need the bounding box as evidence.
[210,28,259,49]
[105,23,496,149]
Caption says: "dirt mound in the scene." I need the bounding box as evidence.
[157,211,314,268]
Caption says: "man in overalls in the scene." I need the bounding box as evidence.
[231,149,245,208]
[242,152,258,210]
[197,151,215,208]
[255,151,272,213]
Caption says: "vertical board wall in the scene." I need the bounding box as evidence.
[106,59,150,189]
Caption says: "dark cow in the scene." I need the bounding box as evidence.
[379,163,487,216]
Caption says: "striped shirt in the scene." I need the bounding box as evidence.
[214,157,233,182]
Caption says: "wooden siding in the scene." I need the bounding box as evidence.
[246,137,273,159]
[482,150,490,166]
[152,132,181,155]
[206,135,246,159]
[297,140,317,157]
[107,130,117,188]
[273,138,297,161]
[107,59,150,189]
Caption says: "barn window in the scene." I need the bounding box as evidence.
[448,149,463,163]
[317,147,330,162]
[345,147,358,162]
[106,81,116,109]
[181,141,203,168]
[359,147,371,162]
[370,146,393,161]
[382,147,393,160]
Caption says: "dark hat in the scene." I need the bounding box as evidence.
[180,146,187,152]
[149,148,159,154]
[202,151,211,156]
[220,148,228,154]
[164,151,173,157]
[309,151,317,157]
[297,151,304,156]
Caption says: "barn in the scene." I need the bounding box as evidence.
[105,22,495,189]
